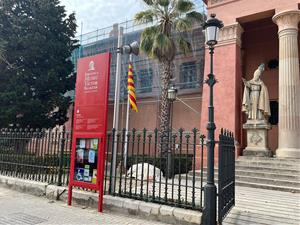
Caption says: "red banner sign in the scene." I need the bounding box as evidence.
[68,52,111,212]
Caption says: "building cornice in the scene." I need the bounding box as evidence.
[215,23,244,47]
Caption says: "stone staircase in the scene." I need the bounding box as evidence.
[190,156,300,193]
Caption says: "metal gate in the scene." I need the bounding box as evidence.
[218,129,235,224]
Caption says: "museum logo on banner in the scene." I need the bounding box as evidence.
[84,61,99,93]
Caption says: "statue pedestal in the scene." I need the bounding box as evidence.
[243,121,272,157]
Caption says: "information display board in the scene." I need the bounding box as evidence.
[74,138,98,183]
[68,52,111,212]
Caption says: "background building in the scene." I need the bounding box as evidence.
[68,13,206,132]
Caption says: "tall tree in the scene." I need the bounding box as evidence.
[0,0,77,128]
[134,0,204,134]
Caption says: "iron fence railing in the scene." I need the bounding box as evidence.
[104,128,206,211]
[218,129,235,224]
[0,127,71,186]
[0,127,235,214]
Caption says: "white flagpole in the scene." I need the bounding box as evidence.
[124,54,133,170]
[110,26,123,193]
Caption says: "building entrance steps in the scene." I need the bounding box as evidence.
[184,156,300,193]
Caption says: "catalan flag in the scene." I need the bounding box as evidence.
[127,62,138,112]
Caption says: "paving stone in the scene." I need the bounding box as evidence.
[123,198,139,215]
[139,201,161,216]
[0,186,171,225]
[173,208,201,224]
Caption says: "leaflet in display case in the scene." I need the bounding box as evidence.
[74,138,99,184]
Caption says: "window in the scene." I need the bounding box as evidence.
[137,68,153,93]
[180,61,197,89]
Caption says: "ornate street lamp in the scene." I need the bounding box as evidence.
[118,41,140,56]
[201,14,223,225]
[203,14,223,46]
[167,85,178,101]
[167,85,177,178]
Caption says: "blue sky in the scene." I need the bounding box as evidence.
[60,0,146,34]
[60,0,206,34]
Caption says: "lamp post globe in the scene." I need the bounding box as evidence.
[203,14,224,47]
[167,85,177,102]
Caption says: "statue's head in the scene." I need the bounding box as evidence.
[253,63,265,81]
[258,63,265,72]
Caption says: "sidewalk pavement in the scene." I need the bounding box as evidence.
[0,186,170,225]
[224,186,300,225]
[0,176,299,225]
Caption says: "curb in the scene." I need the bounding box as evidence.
[0,175,201,225]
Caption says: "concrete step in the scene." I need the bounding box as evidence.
[178,172,300,192]
[195,174,300,188]
[234,165,300,174]
[189,158,300,192]
[234,180,300,193]
[235,170,300,179]
[237,156,300,163]
[177,174,300,193]
[235,160,300,169]
[193,166,300,176]
[235,175,300,188]
[190,172,300,192]
[191,169,300,180]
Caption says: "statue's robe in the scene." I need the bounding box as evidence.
[242,80,270,120]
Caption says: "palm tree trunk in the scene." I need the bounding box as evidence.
[160,61,171,158]
[160,61,171,133]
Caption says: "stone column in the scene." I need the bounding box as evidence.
[273,10,300,158]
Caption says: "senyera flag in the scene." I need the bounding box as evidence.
[127,62,138,112]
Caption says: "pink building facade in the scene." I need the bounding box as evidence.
[199,0,300,160]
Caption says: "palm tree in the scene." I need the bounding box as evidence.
[134,0,205,135]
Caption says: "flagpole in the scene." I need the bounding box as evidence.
[110,26,123,193]
[124,54,132,170]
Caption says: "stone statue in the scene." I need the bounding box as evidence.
[242,63,271,121]
[242,63,272,157]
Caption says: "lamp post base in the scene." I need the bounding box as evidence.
[201,183,217,225]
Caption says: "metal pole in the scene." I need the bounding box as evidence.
[111,26,123,193]
[167,100,173,178]
[202,46,217,225]
[124,54,133,170]
[58,125,66,186]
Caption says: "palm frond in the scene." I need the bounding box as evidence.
[152,33,176,61]
[140,36,155,57]
[153,33,172,53]
[176,0,194,13]
[186,11,205,23]
[157,0,170,7]
[140,26,159,57]
[174,17,192,32]
[142,0,154,5]
[141,26,159,40]
[134,10,155,24]
[177,36,192,55]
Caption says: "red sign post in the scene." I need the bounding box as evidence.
[68,52,111,212]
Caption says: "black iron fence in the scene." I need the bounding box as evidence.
[0,127,72,186]
[104,128,206,211]
[218,129,235,224]
[0,127,235,215]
